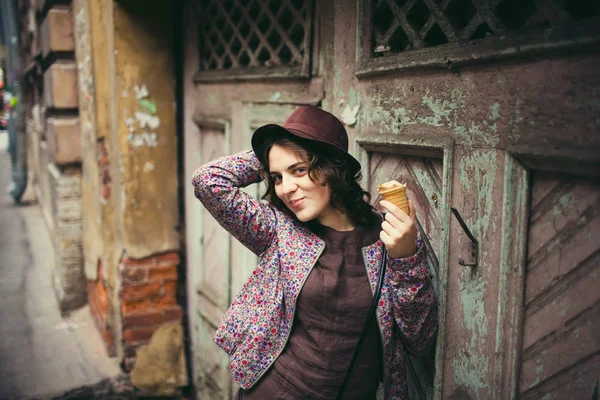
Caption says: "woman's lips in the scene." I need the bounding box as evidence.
[288,198,304,209]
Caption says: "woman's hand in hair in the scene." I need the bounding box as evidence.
[379,200,418,259]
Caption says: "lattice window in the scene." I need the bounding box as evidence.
[196,0,312,80]
[371,0,600,56]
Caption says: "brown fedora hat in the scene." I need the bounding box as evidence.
[251,106,361,174]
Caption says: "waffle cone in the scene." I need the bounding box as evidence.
[378,184,410,215]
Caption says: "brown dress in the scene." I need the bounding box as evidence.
[239,219,383,400]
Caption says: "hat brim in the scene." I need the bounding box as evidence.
[251,124,361,174]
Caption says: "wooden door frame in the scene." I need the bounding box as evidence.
[355,133,454,399]
[492,153,529,400]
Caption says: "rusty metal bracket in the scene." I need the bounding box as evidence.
[451,207,478,268]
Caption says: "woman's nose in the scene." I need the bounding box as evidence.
[281,176,297,194]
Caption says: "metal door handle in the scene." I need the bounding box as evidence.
[451,207,478,268]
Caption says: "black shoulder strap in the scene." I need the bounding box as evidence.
[336,246,388,400]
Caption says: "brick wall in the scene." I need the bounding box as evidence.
[28,1,85,314]
[119,252,182,371]
[87,260,115,356]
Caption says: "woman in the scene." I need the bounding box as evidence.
[192,106,437,399]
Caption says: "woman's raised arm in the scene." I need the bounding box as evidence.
[192,150,277,256]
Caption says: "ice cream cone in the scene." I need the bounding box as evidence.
[378,180,410,215]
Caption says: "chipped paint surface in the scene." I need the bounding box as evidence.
[270,91,282,102]
[452,150,499,397]
[363,87,501,147]
[341,104,360,126]
[459,151,498,239]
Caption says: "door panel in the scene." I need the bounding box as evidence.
[519,171,600,399]
[196,317,231,399]
[363,142,451,399]
[367,152,445,295]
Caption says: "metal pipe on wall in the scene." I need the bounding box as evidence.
[0,0,28,203]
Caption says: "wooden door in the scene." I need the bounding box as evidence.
[182,0,321,396]
[518,171,600,399]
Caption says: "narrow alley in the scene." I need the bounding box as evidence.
[0,130,122,399]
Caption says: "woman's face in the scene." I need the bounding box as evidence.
[268,144,335,223]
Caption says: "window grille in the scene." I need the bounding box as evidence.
[371,0,600,56]
[195,0,313,81]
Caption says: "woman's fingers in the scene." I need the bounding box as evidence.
[408,200,416,222]
[380,199,417,224]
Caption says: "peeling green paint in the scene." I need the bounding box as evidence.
[560,193,572,208]
[270,92,282,102]
[348,87,361,109]
[490,103,500,121]
[394,107,416,125]
[453,150,499,396]
[535,364,544,374]
[362,86,504,148]
[138,98,157,114]
[509,99,523,141]
[541,394,552,400]
[459,150,498,238]
[452,349,490,394]
[208,93,219,106]
[553,192,572,216]
[529,377,540,388]
[334,65,344,98]
[417,95,458,127]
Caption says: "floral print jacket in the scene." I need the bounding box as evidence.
[192,150,438,399]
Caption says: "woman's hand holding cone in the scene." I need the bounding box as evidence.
[379,199,418,259]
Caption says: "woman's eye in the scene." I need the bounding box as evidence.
[272,175,282,183]
[294,168,307,175]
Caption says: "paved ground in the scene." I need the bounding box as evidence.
[0,130,122,399]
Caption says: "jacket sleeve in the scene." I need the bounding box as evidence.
[388,235,438,357]
[191,150,277,256]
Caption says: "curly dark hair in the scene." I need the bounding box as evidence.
[258,135,377,227]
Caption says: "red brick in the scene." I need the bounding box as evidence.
[102,184,111,200]
[121,298,151,315]
[100,167,111,184]
[163,306,183,322]
[163,281,177,297]
[120,281,162,300]
[148,265,177,282]
[122,310,164,328]
[120,256,154,268]
[124,327,156,343]
[89,295,108,321]
[88,280,109,314]
[150,295,177,310]
[121,267,147,284]
[154,252,180,265]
